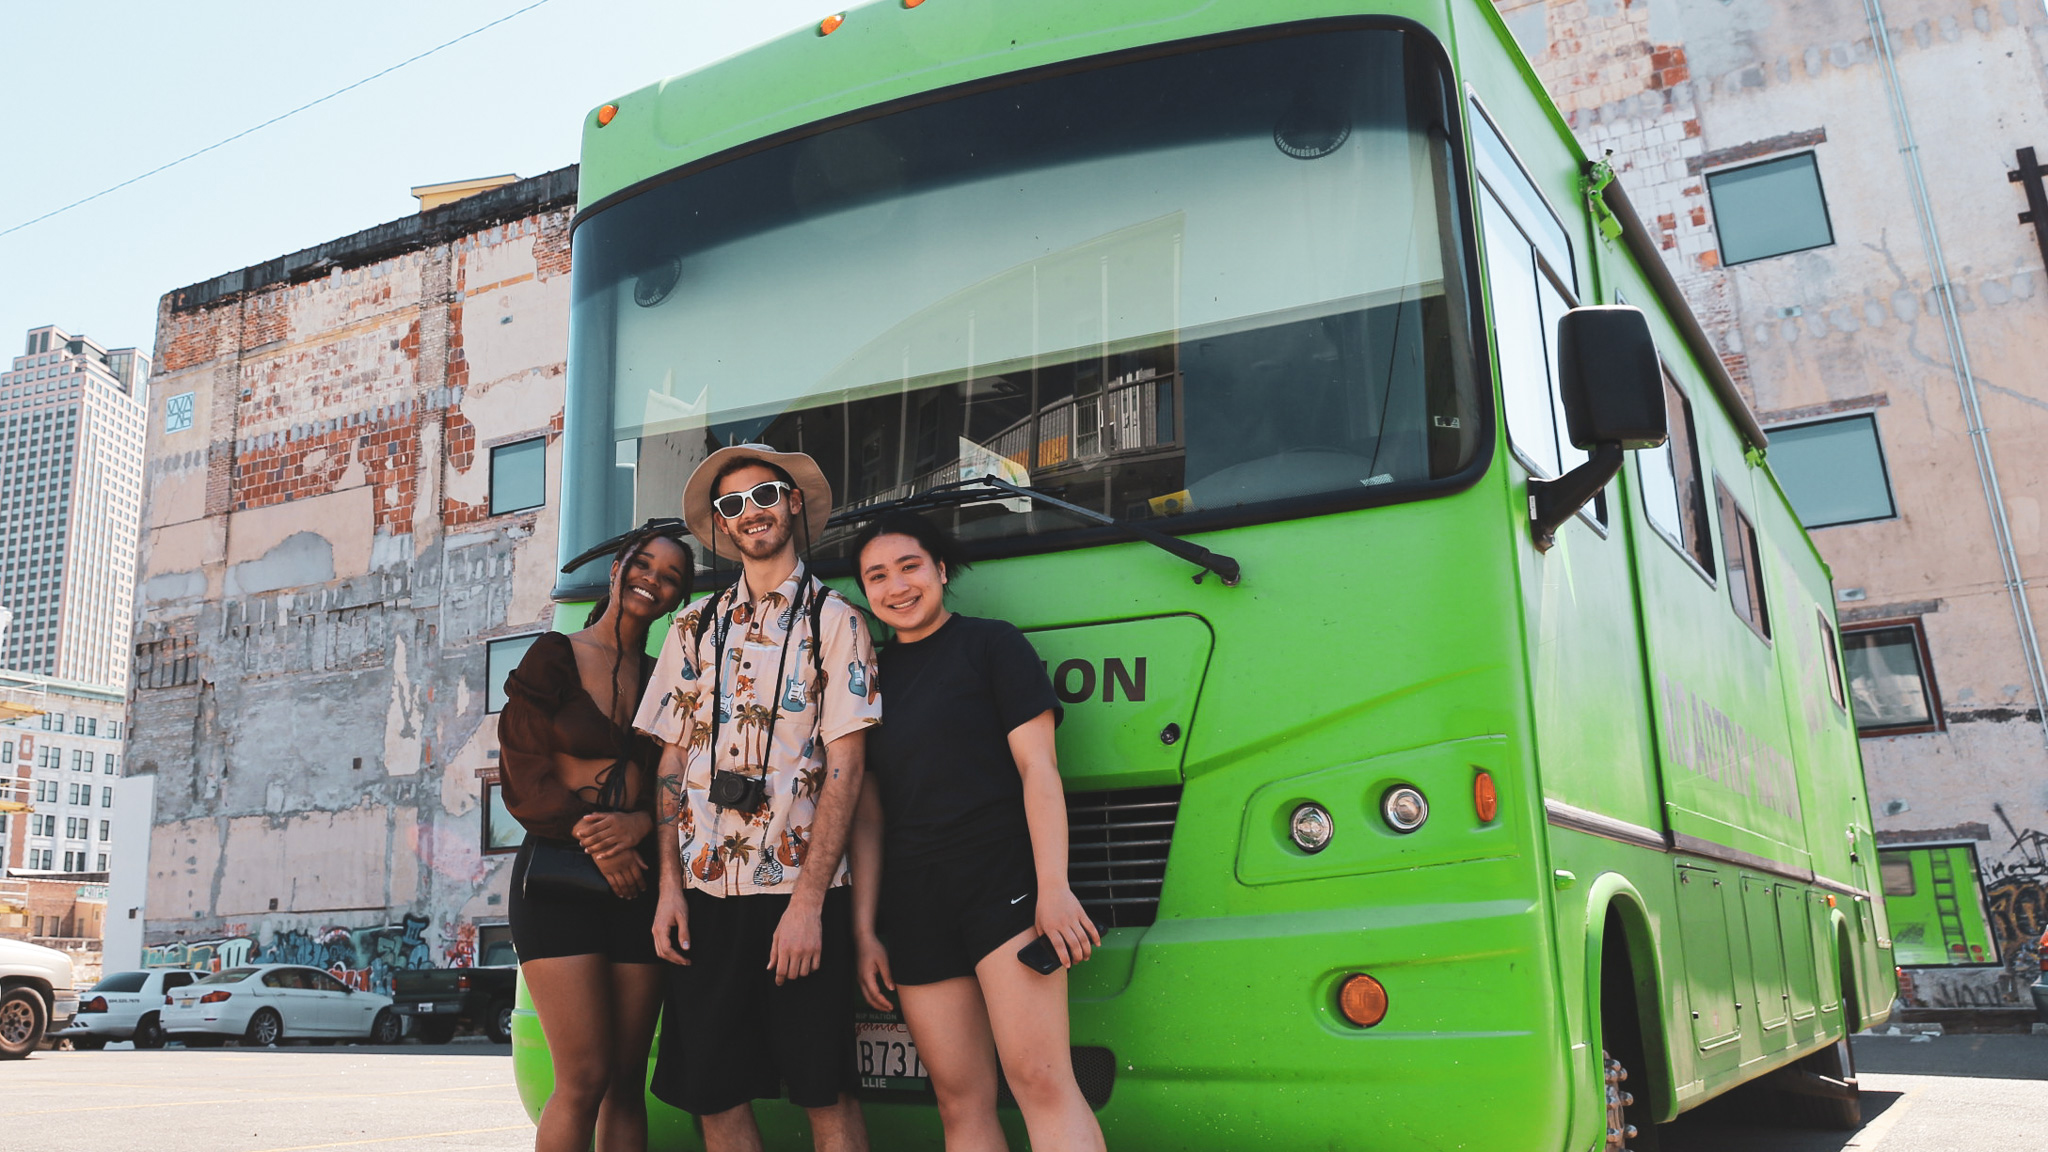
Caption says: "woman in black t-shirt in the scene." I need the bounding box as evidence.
[849,512,1106,1152]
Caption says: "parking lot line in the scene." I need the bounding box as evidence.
[244,1124,532,1152]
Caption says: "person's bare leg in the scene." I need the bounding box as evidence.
[594,961,663,1152]
[975,928,1104,1152]
[898,978,1005,1152]
[522,954,616,1152]
[700,1102,765,1152]
[803,1093,869,1152]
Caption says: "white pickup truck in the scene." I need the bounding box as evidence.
[0,937,78,1058]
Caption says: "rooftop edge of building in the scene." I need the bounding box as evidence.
[164,165,580,316]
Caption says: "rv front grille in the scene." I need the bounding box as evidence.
[1065,785,1182,930]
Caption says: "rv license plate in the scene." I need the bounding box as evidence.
[854,1011,928,1092]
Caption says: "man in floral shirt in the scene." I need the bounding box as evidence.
[635,444,881,1152]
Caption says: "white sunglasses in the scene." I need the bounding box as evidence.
[712,480,795,520]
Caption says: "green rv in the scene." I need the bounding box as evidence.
[515,1,1896,1147]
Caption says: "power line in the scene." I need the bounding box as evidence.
[0,0,556,240]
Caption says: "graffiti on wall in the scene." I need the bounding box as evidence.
[142,913,452,993]
[1986,803,2048,990]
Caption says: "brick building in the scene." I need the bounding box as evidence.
[1495,0,2048,1011]
[128,169,577,987]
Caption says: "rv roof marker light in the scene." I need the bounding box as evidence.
[596,104,618,127]
[1473,770,1498,823]
[820,13,845,34]
[1337,974,1388,1027]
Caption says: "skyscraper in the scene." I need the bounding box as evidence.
[1,325,148,688]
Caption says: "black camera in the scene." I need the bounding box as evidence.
[708,769,768,815]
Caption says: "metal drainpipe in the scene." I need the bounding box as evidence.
[1862,0,2048,747]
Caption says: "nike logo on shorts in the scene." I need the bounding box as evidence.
[1010,893,1029,904]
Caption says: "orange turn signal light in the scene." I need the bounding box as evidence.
[1474,770,1498,823]
[1827,894,1837,908]
[1337,973,1388,1028]
[819,13,845,34]
[905,0,926,6]
[596,104,618,127]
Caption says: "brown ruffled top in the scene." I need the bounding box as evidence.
[496,631,659,842]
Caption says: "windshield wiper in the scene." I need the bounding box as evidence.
[828,477,1242,586]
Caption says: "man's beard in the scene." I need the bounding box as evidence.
[725,516,792,560]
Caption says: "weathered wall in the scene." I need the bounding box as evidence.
[1496,0,2048,1006]
[129,174,574,989]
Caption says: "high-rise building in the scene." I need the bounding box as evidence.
[0,671,127,878]
[0,325,148,687]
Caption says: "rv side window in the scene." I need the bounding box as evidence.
[1716,480,1770,640]
[1637,372,1715,579]
[1817,611,1847,711]
[1470,101,1599,523]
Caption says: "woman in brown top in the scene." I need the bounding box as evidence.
[499,522,691,1152]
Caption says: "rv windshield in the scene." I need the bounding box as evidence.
[561,25,1481,581]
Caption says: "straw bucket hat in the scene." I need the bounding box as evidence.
[681,443,834,553]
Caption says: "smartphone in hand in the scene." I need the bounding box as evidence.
[1017,935,1062,975]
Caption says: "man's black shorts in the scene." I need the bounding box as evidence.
[879,832,1039,986]
[651,886,858,1115]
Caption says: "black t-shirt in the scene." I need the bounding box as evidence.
[869,614,1062,863]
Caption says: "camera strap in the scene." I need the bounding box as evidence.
[702,572,814,798]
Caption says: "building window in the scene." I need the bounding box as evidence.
[101,786,113,808]
[1842,620,1942,735]
[98,819,110,841]
[1706,152,1834,265]
[1716,480,1770,640]
[1638,371,1715,579]
[482,783,525,855]
[96,853,107,871]
[486,634,541,714]
[1878,844,1998,966]
[489,438,547,516]
[1766,413,1896,528]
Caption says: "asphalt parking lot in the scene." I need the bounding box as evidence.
[6,1031,2044,1151]
[5,1041,532,1152]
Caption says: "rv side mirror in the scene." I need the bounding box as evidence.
[1556,306,1667,451]
[1528,306,1668,552]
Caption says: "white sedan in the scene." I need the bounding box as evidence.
[161,964,402,1047]
[54,969,203,1049]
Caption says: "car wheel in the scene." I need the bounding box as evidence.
[368,1009,402,1045]
[416,1018,457,1045]
[134,1014,166,1049]
[0,987,47,1060]
[71,1037,107,1051]
[244,1009,284,1048]
[487,1001,513,1044]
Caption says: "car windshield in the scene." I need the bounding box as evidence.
[561,25,1479,581]
[194,967,258,985]
[93,972,149,993]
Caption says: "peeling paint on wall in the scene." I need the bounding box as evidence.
[132,170,578,967]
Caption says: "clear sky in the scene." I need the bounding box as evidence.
[0,0,836,361]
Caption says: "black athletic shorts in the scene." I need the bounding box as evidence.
[651,886,858,1115]
[507,839,660,965]
[879,833,1039,986]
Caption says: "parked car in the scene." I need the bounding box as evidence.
[391,940,518,1043]
[51,969,201,1049]
[0,937,78,1059]
[161,964,401,1047]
